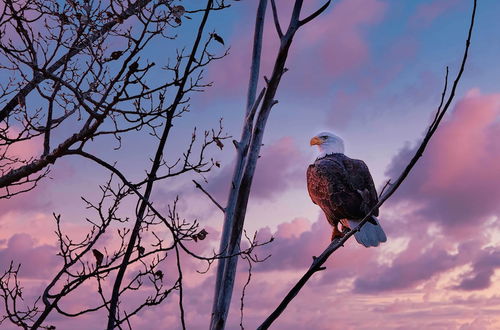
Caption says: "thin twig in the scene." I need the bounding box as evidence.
[175,244,186,330]
[298,0,332,27]
[193,180,225,213]
[429,67,449,133]
[270,0,283,39]
[378,179,391,198]
[239,255,252,330]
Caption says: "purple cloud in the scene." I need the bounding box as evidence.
[353,244,458,293]
[455,249,500,291]
[0,233,59,279]
[206,137,307,202]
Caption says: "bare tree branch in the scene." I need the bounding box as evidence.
[0,0,154,122]
[298,0,332,27]
[269,0,283,39]
[106,1,216,327]
[1,1,238,328]
[211,0,335,328]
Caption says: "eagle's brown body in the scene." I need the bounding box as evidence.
[307,153,379,237]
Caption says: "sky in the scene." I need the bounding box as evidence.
[1,0,500,329]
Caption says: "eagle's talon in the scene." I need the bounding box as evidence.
[340,219,351,232]
[331,227,344,241]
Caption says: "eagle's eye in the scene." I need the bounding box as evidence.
[320,135,329,139]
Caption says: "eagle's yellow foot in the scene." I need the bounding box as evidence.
[331,226,344,241]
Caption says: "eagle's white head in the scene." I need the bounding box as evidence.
[310,131,345,158]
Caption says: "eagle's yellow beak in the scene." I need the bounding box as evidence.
[310,136,322,146]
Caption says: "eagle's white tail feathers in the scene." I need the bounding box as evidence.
[347,217,387,248]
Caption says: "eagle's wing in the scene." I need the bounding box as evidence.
[342,158,379,217]
[307,157,360,221]
[306,163,327,206]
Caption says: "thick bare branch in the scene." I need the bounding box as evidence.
[246,0,268,112]
[210,1,268,326]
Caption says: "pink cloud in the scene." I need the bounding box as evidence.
[275,217,311,239]
[299,0,386,79]
[230,216,500,329]
[385,91,500,234]
[0,212,56,246]
[0,126,42,175]
[3,135,42,161]
[1,211,500,329]
[253,213,391,281]
[205,4,280,98]
[0,211,224,328]
[248,204,500,297]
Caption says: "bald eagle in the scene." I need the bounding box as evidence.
[307,132,387,247]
